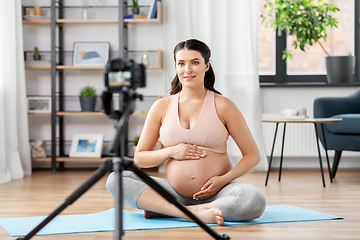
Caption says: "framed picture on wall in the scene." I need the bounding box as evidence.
[69,134,104,158]
[72,42,110,66]
[27,97,51,113]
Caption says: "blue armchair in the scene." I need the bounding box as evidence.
[313,88,360,178]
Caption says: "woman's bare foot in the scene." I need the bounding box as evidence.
[197,207,224,225]
[141,199,224,225]
[188,204,224,225]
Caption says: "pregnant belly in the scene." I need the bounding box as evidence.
[165,151,232,198]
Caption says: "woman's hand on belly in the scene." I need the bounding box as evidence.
[166,150,232,198]
[192,175,227,200]
[168,143,207,160]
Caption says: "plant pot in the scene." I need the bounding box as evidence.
[79,96,97,112]
[132,8,140,14]
[326,56,355,84]
[33,54,41,61]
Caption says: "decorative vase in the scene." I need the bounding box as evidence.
[141,52,149,66]
[82,5,88,20]
[132,8,140,14]
[33,55,41,61]
[80,96,96,112]
[326,56,355,84]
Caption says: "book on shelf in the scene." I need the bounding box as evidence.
[147,0,160,19]
[124,14,147,19]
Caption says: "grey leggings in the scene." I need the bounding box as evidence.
[106,170,266,221]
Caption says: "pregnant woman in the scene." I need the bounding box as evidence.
[106,39,266,225]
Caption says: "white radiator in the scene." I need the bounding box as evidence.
[262,121,323,157]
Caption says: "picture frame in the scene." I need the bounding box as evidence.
[72,42,110,66]
[27,97,51,113]
[69,134,104,158]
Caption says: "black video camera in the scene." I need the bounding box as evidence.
[102,58,146,116]
[104,58,146,92]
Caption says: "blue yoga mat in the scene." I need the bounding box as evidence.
[0,205,342,237]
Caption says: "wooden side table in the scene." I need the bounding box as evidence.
[262,116,342,187]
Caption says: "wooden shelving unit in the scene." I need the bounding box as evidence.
[28,112,51,115]
[32,157,107,162]
[23,19,51,24]
[56,19,118,24]
[56,111,105,116]
[25,49,162,70]
[28,111,149,116]
[25,1,162,170]
[25,66,51,70]
[23,2,162,25]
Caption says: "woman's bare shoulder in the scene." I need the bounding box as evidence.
[214,93,237,110]
[151,95,172,110]
[214,93,243,122]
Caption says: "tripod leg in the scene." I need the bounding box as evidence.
[113,158,124,239]
[123,159,230,240]
[17,160,113,240]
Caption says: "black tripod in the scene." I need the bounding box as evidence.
[18,90,230,240]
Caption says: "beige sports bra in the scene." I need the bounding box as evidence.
[159,90,229,153]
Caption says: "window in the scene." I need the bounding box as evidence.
[259,0,359,85]
[258,1,275,75]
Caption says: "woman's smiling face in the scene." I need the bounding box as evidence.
[175,49,210,89]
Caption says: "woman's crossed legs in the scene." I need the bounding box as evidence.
[106,171,266,225]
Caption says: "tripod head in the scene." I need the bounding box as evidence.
[102,86,143,122]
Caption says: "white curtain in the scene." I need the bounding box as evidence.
[162,0,268,171]
[0,0,32,184]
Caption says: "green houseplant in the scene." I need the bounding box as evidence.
[261,0,339,60]
[132,0,139,14]
[79,85,97,112]
[261,0,353,83]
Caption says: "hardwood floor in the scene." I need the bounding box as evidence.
[0,168,359,239]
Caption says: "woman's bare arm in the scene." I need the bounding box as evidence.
[217,95,260,183]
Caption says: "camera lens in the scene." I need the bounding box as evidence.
[110,59,125,71]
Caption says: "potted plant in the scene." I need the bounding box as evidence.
[79,84,97,112]
[33,46,41,60]
[261,0,353,84]
[132,0,140,14]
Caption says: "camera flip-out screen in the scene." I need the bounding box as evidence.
[108,71,132,87]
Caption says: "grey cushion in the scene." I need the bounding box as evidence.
[326,114,360,134]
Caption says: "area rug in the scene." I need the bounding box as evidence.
[0,204,343,237]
